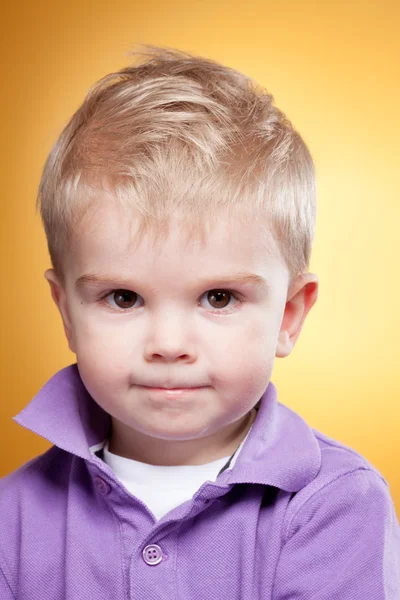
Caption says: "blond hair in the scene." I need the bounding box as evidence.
[36,45,316,287]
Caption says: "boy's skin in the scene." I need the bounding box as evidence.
[44,197,318,466]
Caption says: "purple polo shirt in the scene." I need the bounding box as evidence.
[1,364,399,599]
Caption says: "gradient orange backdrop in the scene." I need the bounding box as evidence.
[1,0,399,514]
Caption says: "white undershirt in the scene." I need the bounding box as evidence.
[102,427,252,520]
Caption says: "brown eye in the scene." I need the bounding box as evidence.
[112,290,138,309]
[207,290,231,309]
[102,287,241,314]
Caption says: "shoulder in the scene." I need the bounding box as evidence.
[283,424,397,540]
[272,424,400,598]
[1,444,72,486]
[312,425,386,488]
[0,446,75,523]
[0,447,76,582]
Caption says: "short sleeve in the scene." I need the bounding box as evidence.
[273,468,400,599]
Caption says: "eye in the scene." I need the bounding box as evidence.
[100,289,242,314]
[203,290,236,311]
[105,290,141,310]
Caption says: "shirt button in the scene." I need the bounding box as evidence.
[142,544,163,565]
[94,476,111,495]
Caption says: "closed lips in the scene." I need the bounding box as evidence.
[146,386,202,389]
[141,384,205,389]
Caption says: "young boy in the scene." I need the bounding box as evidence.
[1,45,399,599]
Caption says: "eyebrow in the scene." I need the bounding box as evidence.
[75,271,270,292]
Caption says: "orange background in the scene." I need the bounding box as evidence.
[1,0,399,513]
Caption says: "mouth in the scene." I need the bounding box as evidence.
[140,385,206,396]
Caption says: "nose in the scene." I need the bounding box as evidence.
[147,349,192,362]
[145,344,194,362]
[143,316,196,363]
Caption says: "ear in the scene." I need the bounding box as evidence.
[44,269,77,353]
[276,272,318,358]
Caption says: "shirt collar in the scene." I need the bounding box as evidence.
[13,363,321,492]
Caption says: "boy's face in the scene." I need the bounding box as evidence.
[45,199,317,464]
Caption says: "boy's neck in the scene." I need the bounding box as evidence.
[107,410,256,466]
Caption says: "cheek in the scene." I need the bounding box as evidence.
[73,321,135,381]
[214,319,279,381]
[230,316,279,356]
[75,347,132,414]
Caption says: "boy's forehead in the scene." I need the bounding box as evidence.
[66,199,288,287]
[74,198,279,254]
